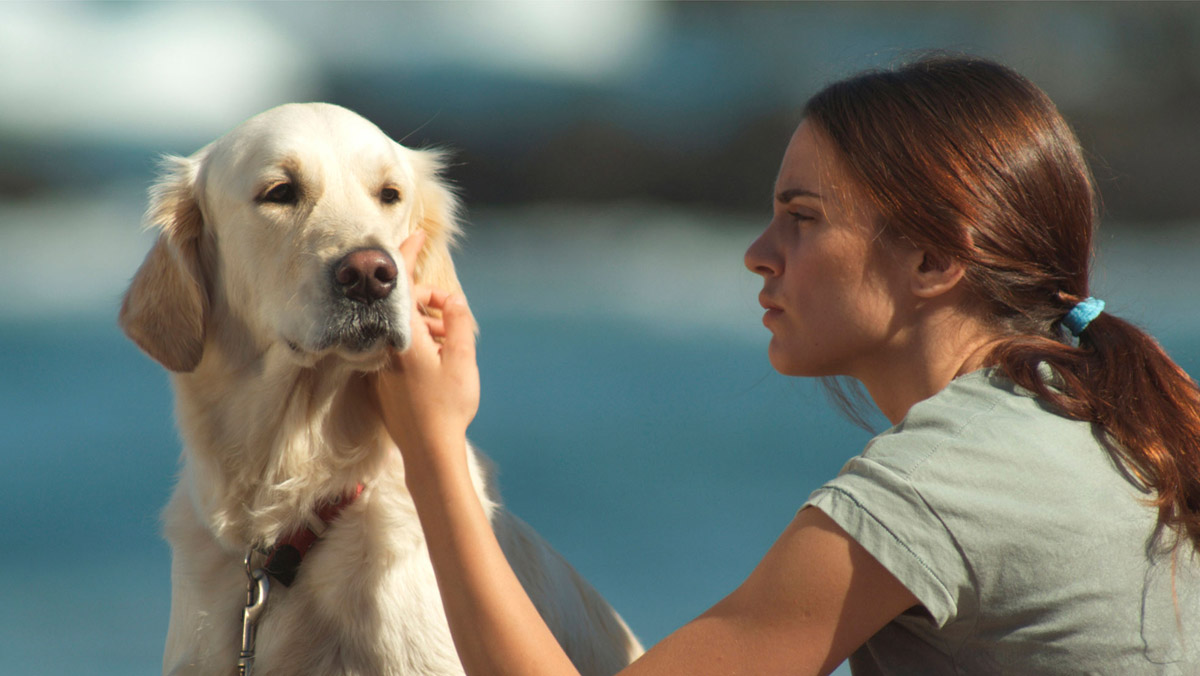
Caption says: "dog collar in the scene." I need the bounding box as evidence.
[262,484,364,587]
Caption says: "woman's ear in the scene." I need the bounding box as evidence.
[119,154,210,372]
[911,250,966,299]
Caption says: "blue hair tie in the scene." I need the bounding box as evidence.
[1062,297,1105,336]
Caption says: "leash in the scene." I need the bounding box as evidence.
[238,551,270,676]
[235,484,364,675]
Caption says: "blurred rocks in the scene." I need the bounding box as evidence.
[2,2,1197,222]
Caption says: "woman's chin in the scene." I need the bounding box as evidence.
[767,341,804,377]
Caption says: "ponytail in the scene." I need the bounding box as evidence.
[992,309,1200,550]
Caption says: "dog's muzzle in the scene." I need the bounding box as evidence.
[318,247,408,354]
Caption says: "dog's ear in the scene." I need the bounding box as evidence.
[119,154,210,372]
[406,147,464,294]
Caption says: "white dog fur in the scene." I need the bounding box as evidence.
[120,103,643,675]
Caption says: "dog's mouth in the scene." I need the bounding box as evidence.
[285,300,410,369]
[325,302,403,351]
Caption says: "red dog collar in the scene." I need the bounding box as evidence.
[263,484,364,587]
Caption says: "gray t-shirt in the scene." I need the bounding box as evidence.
[805,368,1199,674]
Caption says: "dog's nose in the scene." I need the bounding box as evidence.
[334,248,398,304]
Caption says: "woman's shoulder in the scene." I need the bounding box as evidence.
[859,366,1100,480]
[837,365,1151,556]
[807,366,1175,634]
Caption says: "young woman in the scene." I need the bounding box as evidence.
[375,56,1200,674]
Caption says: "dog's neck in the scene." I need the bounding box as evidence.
[172,330,393,551]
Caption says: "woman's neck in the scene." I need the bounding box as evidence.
[856,311,1002,425]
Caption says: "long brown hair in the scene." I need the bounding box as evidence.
[805,55,1200,552]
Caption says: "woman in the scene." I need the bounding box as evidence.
[375,56,1200,674]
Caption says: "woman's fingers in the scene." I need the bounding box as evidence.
[413,289,451,342]
[441,293,476,362]
[398,229,426,284]
[393,232,466,352]
[412,285,453,314]
[397,230,453,326]
[406,287,476,359]
[422,316,446,340]
[413,296,468,348]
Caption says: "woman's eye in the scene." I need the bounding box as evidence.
[790,211,815,223]
[261,183,298,204]
[381,187,401,204]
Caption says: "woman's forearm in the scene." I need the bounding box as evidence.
[372,273,590,675]
[406,440,583,676]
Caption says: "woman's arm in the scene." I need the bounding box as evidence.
[647,507,920,676]
[375,235,918,675]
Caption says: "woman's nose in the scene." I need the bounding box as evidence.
[744,228,780,278]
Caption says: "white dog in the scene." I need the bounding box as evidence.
[120,103,643,675]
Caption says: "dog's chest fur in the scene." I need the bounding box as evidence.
[244,481,466,676]
[165,445,493,676]
[159,325,509,674]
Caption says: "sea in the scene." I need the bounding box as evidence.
[2,191,1198,674]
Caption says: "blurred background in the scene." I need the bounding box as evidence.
[1,2,1197,674]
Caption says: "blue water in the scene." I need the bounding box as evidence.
[2,205,1198,674]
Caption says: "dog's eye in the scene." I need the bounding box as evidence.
[381,187,401,204]
[261,183,298,205]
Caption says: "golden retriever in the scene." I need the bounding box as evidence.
[120,103,643,675]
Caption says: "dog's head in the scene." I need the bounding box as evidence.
[120,103,463,373]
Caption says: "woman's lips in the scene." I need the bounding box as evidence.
[758,293,783,324]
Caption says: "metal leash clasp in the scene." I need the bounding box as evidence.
[238,549,271,676]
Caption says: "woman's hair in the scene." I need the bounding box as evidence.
[805,54,1200,552]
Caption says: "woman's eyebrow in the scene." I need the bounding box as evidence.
[776,187,822,203]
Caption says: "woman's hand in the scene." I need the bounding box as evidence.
[373,231,480,479]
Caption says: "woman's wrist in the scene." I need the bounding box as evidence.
[401,435,473,496]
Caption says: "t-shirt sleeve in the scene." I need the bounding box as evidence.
[804,453,971,628]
